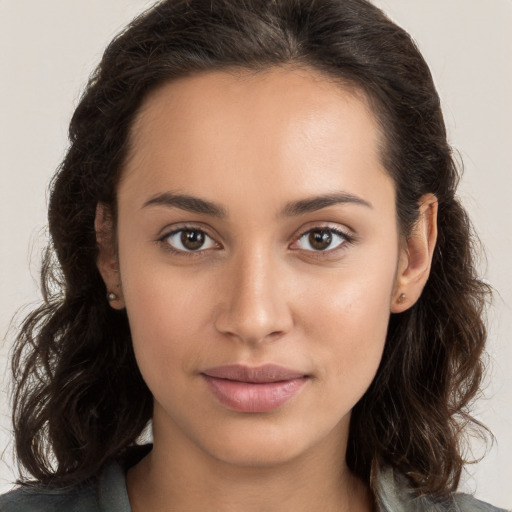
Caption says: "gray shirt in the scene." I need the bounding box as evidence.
[0,452,508,511]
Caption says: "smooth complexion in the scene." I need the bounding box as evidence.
[96,67,437,512]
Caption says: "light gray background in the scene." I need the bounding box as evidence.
[0,0,510,507]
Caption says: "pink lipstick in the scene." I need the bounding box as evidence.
[201,364,309,413]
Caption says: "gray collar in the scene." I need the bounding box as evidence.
[373,465,507,512]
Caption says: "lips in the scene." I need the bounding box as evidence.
[202,364,307,383]
[201,364,309,413]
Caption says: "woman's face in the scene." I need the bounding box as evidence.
[111,67,404,467]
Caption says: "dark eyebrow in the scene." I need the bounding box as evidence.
[142,192,227,218]
[142,191,371,218]
[281,192,372,217]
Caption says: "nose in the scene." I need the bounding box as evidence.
[214,248,294,345]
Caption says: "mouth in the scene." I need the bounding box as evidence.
[201,364,310,413]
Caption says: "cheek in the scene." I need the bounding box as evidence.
[120,256,214,378]
[298,264,395,400]
[301,260,394,336]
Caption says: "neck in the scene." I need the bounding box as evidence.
[127,417,373,512]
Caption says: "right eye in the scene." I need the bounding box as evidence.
[161,228,218,253]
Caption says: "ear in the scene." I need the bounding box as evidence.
[95,203,125,309]
[391,193,438,313]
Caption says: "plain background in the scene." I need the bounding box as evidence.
[0,0,510,507]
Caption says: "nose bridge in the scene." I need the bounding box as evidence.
[215,244,292,344]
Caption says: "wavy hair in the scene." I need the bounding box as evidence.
[11,0,490,496]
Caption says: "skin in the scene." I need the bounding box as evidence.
[96,66,437,512]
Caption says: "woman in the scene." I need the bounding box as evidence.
[0,0,508,510]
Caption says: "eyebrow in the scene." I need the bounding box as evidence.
[142,192,228,217]
[142,191,372,217]
[280,192,372,217]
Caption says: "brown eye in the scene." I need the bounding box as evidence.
[295,227,349,252]
[308,229,333,250]
[164,229,217,253]
[181,230,205,250]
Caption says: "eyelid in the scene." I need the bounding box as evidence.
[157,221,215,239]
[289,224,355,254]
[157,224,222,255]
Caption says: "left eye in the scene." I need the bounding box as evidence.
[295,228,348,252]
[163,229,218,252]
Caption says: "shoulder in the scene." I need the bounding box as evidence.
[0,482,99,512]
[0,461,131,512]
[0,445,148,512]
[452,494,510,512]
[374,466,510,512]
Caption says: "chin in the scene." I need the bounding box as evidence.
[206,434,310,468]
[193,413,340,469]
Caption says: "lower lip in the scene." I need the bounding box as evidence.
[202,375,308,413]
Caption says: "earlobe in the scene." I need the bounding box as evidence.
[95,203,125,309]
[391,194,438,313]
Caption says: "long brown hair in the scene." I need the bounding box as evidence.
[12,0,490,496]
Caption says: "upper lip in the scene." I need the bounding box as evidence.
[201,364,308,383]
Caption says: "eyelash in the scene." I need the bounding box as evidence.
[292,226,354,258]
[157,224,219,259]
[157,225,355,259]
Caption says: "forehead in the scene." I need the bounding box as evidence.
[126,66,381,161]
[119,66,392,216]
